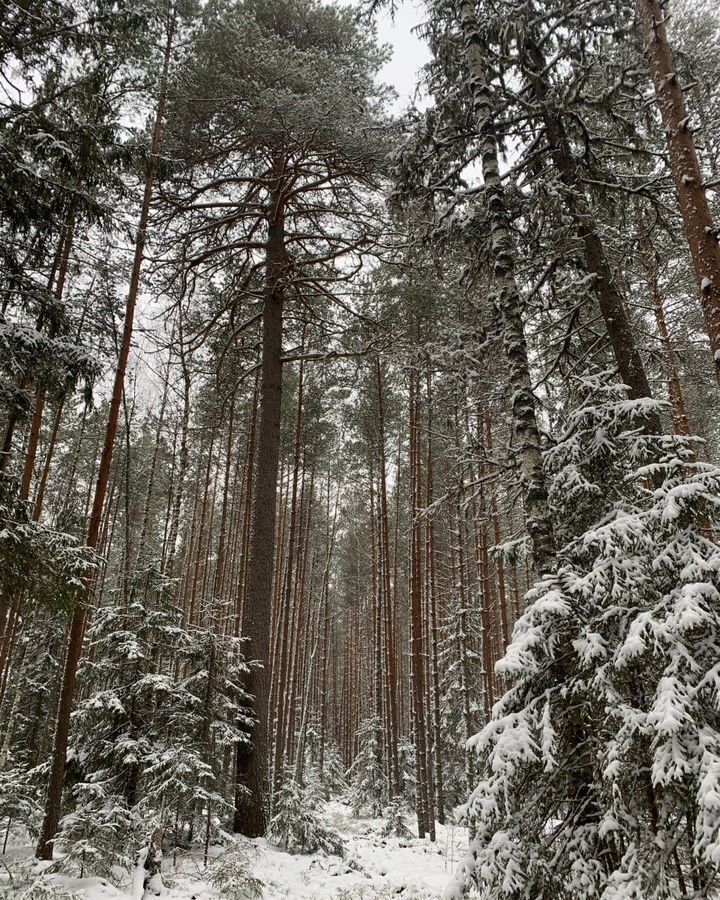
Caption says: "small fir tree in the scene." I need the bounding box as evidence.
[347,718,387,817]
[268,778,345,856]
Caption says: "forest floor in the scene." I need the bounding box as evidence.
[1,802,469,899]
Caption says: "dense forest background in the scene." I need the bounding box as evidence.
[2,0,720,897]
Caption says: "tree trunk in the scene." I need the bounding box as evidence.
[637,0,720,380]
[234,168,286,838]
[375,359,400,795]
[642,236,690,435]
[272,357,304,790]
[458,0,556,576]
[523,35,660,432]
[162,320,191,577]
[35,16,175,859]
[424,376,444,824]
[409,371,431,838]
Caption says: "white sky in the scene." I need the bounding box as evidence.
[367,2,431,110]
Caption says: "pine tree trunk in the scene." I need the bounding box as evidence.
[523,36,660,431]
[234,166,286,838]
[163,324,191,576]
[35,16,175,859]
[0,210,74,476]
[187,435,215,626]
[370,464,385,794]
[273,363,304,788]
[636,0,720,380]
[234,381,259,629]
[285,464,313,767]
[424,377,445,824]
[32,395,65,521]
[642,238,691,435]
[450,483,477,797]
[318,477,337,780]
[136,348,173,574]
[409,372,431,837]
[212,401,235,603]
[376,359,400,795]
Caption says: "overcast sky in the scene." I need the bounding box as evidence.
[371,2,431,110]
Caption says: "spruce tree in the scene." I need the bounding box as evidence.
[449,375,720,898]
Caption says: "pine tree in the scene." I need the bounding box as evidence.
[163,0,390,835]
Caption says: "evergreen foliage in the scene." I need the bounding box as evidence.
[347,719,387,817]
[381,798,414,842]
[208,840,265,899]
[449,376,720,898]
[269,778,345,856]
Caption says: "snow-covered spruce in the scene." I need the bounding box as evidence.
[448,375,720,898]
[207,839,264,899]
[268,777,345,856]
[347,717,388,817]
[49,597,253,882]
[381,797,414,841]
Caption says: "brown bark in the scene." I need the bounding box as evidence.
[162,322,191,577]
[0,211,74,476]
[523,36,659,431]
[369,463,385,794]
[318,477,338,779]
[285,462,314,767]
[187,434,215,626]
[637,0,720,380]
[212,401,236,604]
[272,357,304,789]
[642,237,691,435]
[234,166,286,837]
[234,380,258,629]
[17,207,77,501]
[409,372,431,838]
[450,482,478,795]
[424,377,444,824]
[36,16,175,859]
[375,360,400,794]
[31,396,64,521]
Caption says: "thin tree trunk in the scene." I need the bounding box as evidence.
[318,478,338,780]
[484,409,510,649]
[642,237,691,435]
[32,396,65,521]
[523,35,659,432]
[212,400,235,604]
[409,371,431,838]
[272,357,304,790]
[36,15,176,859]
[235,381,258,629]
[425,375,445,824]
[376,360,400,795]
[285,462,313,768]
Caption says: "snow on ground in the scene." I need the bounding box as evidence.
[1,802,469,899]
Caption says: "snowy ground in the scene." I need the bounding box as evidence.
[1,802,469,899]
